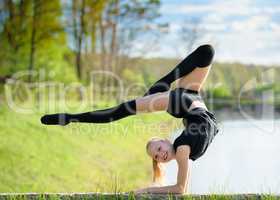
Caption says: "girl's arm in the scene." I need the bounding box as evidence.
[135,145,191,194]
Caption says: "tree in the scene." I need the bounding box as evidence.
[0,0,30,73]
[96,0,163,77]
[69,0,105,80]
[0,0,68,82]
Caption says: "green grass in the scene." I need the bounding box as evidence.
[0,193,279,200]
[0,102,180,193]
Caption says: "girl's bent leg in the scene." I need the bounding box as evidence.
[144,44,214,96]
[136,91,169,113]
[175,66,211,91]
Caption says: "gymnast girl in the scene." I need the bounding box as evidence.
[41,44,219,194]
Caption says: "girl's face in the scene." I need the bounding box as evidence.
[147,139,174,163]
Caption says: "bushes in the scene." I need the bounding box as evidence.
[208,85,231,99]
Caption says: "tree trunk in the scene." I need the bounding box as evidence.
[72,0,85,80]
[91,24,96,54]
[98,17,108,96]
[99,17,107,72]
[77,0,85,80]
[106,0,119,93]
[28,0,39,82]
[5,0,15,48]
[108,0,119,75]
[5,0,18,68]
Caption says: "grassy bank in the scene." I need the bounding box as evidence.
[0,103,180,193]
[0,193,279,200]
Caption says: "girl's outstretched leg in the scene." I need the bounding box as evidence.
[41,100,137,125]
[41,92,169,126]
[144,44,214,96]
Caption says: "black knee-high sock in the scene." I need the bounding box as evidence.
[144,44,215,96]
[41,100,136,126]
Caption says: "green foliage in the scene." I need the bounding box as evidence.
[122,68,144,84]
[0,0,77,83]
[211,85,231,98]
[0,0,279,103]
[255,83,274,94]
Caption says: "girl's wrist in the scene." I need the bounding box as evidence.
[146,188,150,193]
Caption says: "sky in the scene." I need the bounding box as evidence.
[142,0,280,65]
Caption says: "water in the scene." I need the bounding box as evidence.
[165,119,280,194]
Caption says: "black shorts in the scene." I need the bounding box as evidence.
[167,87,203,118]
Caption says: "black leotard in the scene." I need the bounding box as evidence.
[167,88,219,161]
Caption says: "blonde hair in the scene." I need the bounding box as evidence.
[146,137,165,185]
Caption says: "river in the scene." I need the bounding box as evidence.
[165,119,280,194]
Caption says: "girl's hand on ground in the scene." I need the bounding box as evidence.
[133,188,148,194]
